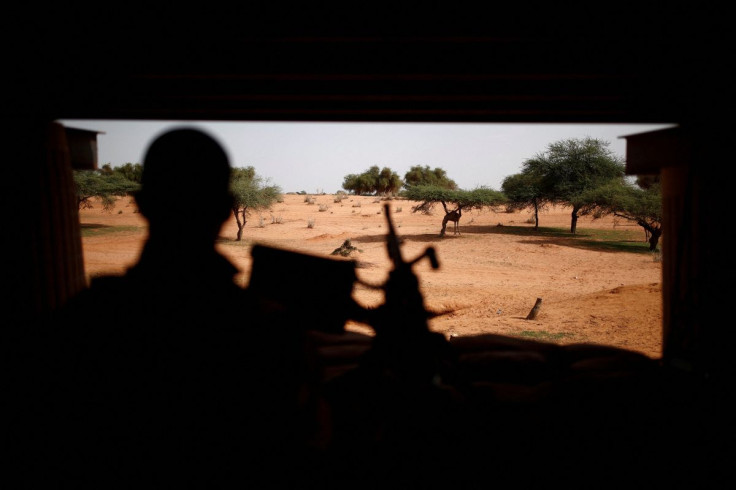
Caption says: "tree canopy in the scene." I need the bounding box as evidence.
[73,169,140,211]
[230,166,282,241]
[404,185,506,236]
[342,166,402,195]
[105,162,144,183]
[521,137,625,233]
[501,172,548,230]
[403,165,457,190]
[578,177,663,250]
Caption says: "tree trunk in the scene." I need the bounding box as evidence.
[440,217,448,237]
[533,199,539,230]
[526,298,543,320]
[234,208,246,241]
[570,207,579,234]
[648,228,662,251]
[635,219,662,252]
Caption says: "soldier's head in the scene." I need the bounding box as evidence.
[137,127,233,240]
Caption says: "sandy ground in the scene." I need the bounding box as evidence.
[79,194,663,359]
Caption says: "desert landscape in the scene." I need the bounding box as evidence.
[79,193,663,359]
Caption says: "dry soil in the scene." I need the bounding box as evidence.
[79,194,663,359]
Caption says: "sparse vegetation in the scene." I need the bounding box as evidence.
[342,166,402,196]
[578,178,662,251]
[517,330,576,341]
[509,137,625,234]
[331,239,362,257]
[80,225,141,238]
[230,166,282,241]
[80,194,662,358]
[403,165,457,190]
[404,185,507,237]
[73,169,140,211]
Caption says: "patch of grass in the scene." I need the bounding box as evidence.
[474,225,652,254]
[517,330,576,341]
[571,228,652,253]
[580,227,643,242]
[80,225,141,237]
[217,238,252,247]
[477,225,572,238]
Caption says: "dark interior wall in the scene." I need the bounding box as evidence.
[4,3,729,125]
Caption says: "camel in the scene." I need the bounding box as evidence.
[440,202,462,237]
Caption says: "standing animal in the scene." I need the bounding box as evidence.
[440,202,462,237]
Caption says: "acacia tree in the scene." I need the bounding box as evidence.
[404,185,507,236]
[376,167,403,195]
[112,163,144,183]
[403,165,457,190]
[230,166,282,241]
[501,172,548,230]
[73,169,140,211]
[525,137,625,234]
[342,165,402,195]
[579,177,663,250]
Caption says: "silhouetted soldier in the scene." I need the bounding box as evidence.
[29,128,298,487]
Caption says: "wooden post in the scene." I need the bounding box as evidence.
[526,298,543,320]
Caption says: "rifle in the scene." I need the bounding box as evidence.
[361,203,450,386]
[247,203,453,386]
[247,204,458,467]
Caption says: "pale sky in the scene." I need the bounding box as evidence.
[60,120,675,193]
